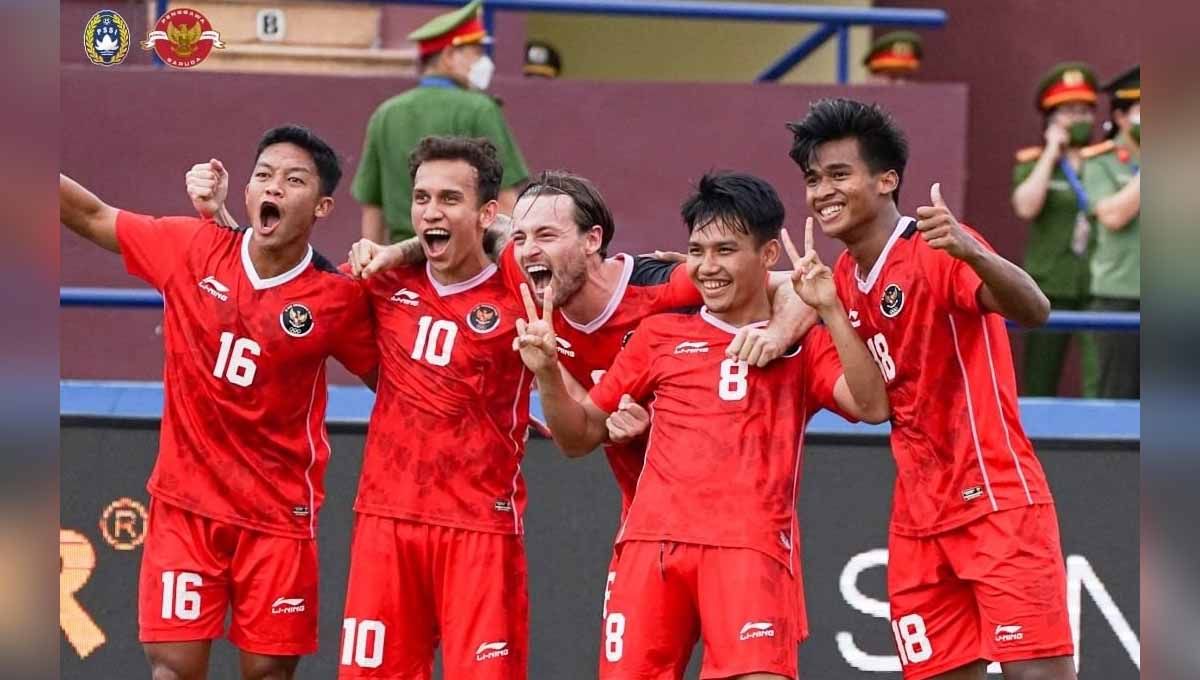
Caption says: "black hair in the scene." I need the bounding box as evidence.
[786,98,909,204]
[680,171,784,246]
[516,170,615,257]
[255,125,342,197]
[408,135,503,205]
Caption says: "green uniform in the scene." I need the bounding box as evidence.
[1083,141,1140,398]
[352,80,530,243]
[1013,152,1097,396]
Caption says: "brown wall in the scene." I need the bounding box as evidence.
[61,66,967,380]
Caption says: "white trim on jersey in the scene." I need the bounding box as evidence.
[505,366,532,534]
[979,316,1034,504]
[699,307,768,335]
[303,361,325,538]
[948,315,998,511]
[787,419,808,577]
[561,254,634,333]
[854,216,915,293]
[241,230,313,291]
[425,261,498,297]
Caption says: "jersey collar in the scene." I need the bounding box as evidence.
[561,254,634,334]
[425,261,498,297]
[420,75,461,90]
[240,230,313,291]
[854,216,915,293]
[699,307,769,335]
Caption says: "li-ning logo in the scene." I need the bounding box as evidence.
[555,336,576,357]
[739,621,775,641]
[674,341,709,354]
[995,624,1024,643]
[475,641,509,661]
[198,276,229,301]
[271,597,305,615]
[962,486,985,502]
[390,288,420,306]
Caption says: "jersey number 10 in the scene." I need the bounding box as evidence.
[411,316,458,367]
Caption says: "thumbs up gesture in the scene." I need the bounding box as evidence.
[915,183,979,262]
[186,158,229,219]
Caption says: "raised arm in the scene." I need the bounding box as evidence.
[918,183,1050,328]
[514,283,609,455]
[784,220,890,424]
[185,159,237,228]
[1011,126,1067,220]
[60,174,120,253]
[347,214,514,279]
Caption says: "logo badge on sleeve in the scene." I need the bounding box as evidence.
[880,283,905,318]
[84,10,131,66]
[467,303,501,333]
[280,303,314,337]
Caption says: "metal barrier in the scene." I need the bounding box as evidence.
[150,0,947,83]
[60,287,1141,332]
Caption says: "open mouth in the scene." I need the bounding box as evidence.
[817,203,846,221]
[700,279,731,293]
[422,228,451,258]
[259,201,282,235]
[525,263,553,291]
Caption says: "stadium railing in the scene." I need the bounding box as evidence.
[58,287,1141,442]
[152,0,948,83]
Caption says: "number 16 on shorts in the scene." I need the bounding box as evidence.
[892,613,932,666]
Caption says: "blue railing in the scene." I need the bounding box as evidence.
[149,0,946,83]
[60,287,1140,332]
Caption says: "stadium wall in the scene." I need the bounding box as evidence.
[61,66,967,383]
[61,421,1139,679]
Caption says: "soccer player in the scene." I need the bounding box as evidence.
[336,136,533,680]
[60,125,379,680]
[514,171,890,679]
[786,98,1073,680]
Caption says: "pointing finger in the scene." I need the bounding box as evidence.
[541,284,554,325]
[804,216,815,255]
[780,227,803,270]
[519,283,539,323]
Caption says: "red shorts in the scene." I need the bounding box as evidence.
[887,504,1074,679]
[337,514,528,680]
[137,499,319,656]
[599,540,806,680]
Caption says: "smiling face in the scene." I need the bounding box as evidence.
[686,218,778,316]
[510,192,600,307]
[803,137,898,241]
[411,158,493,276]
[243,142,331,249]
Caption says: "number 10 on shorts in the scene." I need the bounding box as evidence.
[892,613,932,665]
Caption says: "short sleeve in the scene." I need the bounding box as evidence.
[473,101,530,188]
[588,320,656,413]
[801,325,857,421]
[659,262,703,309]
[628,257,702,311]
[496,241,527,299]
[351,107,384,206]
[115,210,206,290]
[919,223,994,315]
[330,284,379,379]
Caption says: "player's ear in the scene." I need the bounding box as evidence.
[584,225,603,257]
[761,238,781,268]
[314,196,334,219]
[478,199,499,232]
[877,169,899,198]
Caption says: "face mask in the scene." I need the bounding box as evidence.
[1129,112,1141,144]
[468,55,495,91]
[1067,121,1092,147]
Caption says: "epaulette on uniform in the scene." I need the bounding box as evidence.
[1080,139,1116,160]
[1015,146,1043,163]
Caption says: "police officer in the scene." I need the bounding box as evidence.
[1011,62,1100,396]
[863,31,922,84]
[1081,66,1140,398]
[523,40,561,78]
[352,0,529,243]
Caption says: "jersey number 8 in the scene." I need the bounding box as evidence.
[718,358,749,401]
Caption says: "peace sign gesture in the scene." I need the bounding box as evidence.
[513,282,559,375]
[782,217,838,311]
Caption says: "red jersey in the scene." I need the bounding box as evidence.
[355,246,533,534]
[551,255,699,517]
[115,211,378,539]
[832,217,1053,537]
[590,308,848,571]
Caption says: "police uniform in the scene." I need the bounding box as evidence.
[863,31,922,81]
[1013,62,1099,396]
[1082,66,1140,398]
[351,0,529,243]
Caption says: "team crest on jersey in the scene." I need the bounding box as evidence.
[880,283,905,318]
[467,303,501,333]
[280,303,314,337]
[84,10,131,66]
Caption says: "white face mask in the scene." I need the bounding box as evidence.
[1129,111,1140,126]
[468,55,495,91]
